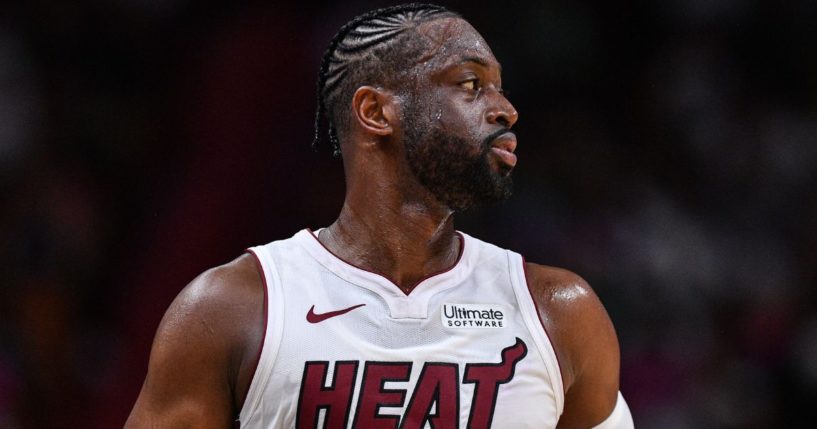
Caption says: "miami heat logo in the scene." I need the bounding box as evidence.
[296,338,527,429]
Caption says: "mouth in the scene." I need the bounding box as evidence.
[487,131,517,170]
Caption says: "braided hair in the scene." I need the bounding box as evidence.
[313,3,460,157]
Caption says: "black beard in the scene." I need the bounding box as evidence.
[404,124,513,212]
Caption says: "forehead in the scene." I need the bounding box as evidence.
[411,17,498,71]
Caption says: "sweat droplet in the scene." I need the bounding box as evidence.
[435,110,442,121]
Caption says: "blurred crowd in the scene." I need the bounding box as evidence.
[1,1,815,428]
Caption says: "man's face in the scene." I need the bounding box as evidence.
[400,17,519,212]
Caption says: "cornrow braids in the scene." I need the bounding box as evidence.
[313,3,460,157]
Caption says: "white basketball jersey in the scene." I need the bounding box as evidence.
[239,229,564,429]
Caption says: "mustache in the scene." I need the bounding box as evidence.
[483,128,514,148]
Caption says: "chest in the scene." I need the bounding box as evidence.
[263,268,557,428]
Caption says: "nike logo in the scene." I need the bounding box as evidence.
[306,303,366,323]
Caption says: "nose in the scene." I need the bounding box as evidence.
[485,90,519,128]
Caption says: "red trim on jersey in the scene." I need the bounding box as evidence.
[238,248,269,422]
[520,256,566,394]
[305,228,465,296]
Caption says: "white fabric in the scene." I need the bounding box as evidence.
[592,392,634,429]
[239,229,564,428]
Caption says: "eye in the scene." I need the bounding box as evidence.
[459,78,478,91]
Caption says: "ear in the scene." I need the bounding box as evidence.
[351,86,396,137]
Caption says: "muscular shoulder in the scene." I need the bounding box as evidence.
[125,253,265,427]
[160,254,264,358]
[524,262,620,427]
[170,253,266,395]
[524,262,594,310]
[172,254,264,332]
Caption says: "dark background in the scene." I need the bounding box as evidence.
[1,0,816,427]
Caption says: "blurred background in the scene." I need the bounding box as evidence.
[1,0,815,427]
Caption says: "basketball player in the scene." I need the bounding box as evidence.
[125,4,633,428]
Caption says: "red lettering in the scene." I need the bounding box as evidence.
[297,339,527,429]
[401,363,459,429]
[353,362,412,428]
[296,360,358,429]
[463,338,527,429]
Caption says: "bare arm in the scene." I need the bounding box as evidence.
[525,263,623,428]
[125,254,265,428]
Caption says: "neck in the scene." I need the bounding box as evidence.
[319,190,461,294]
